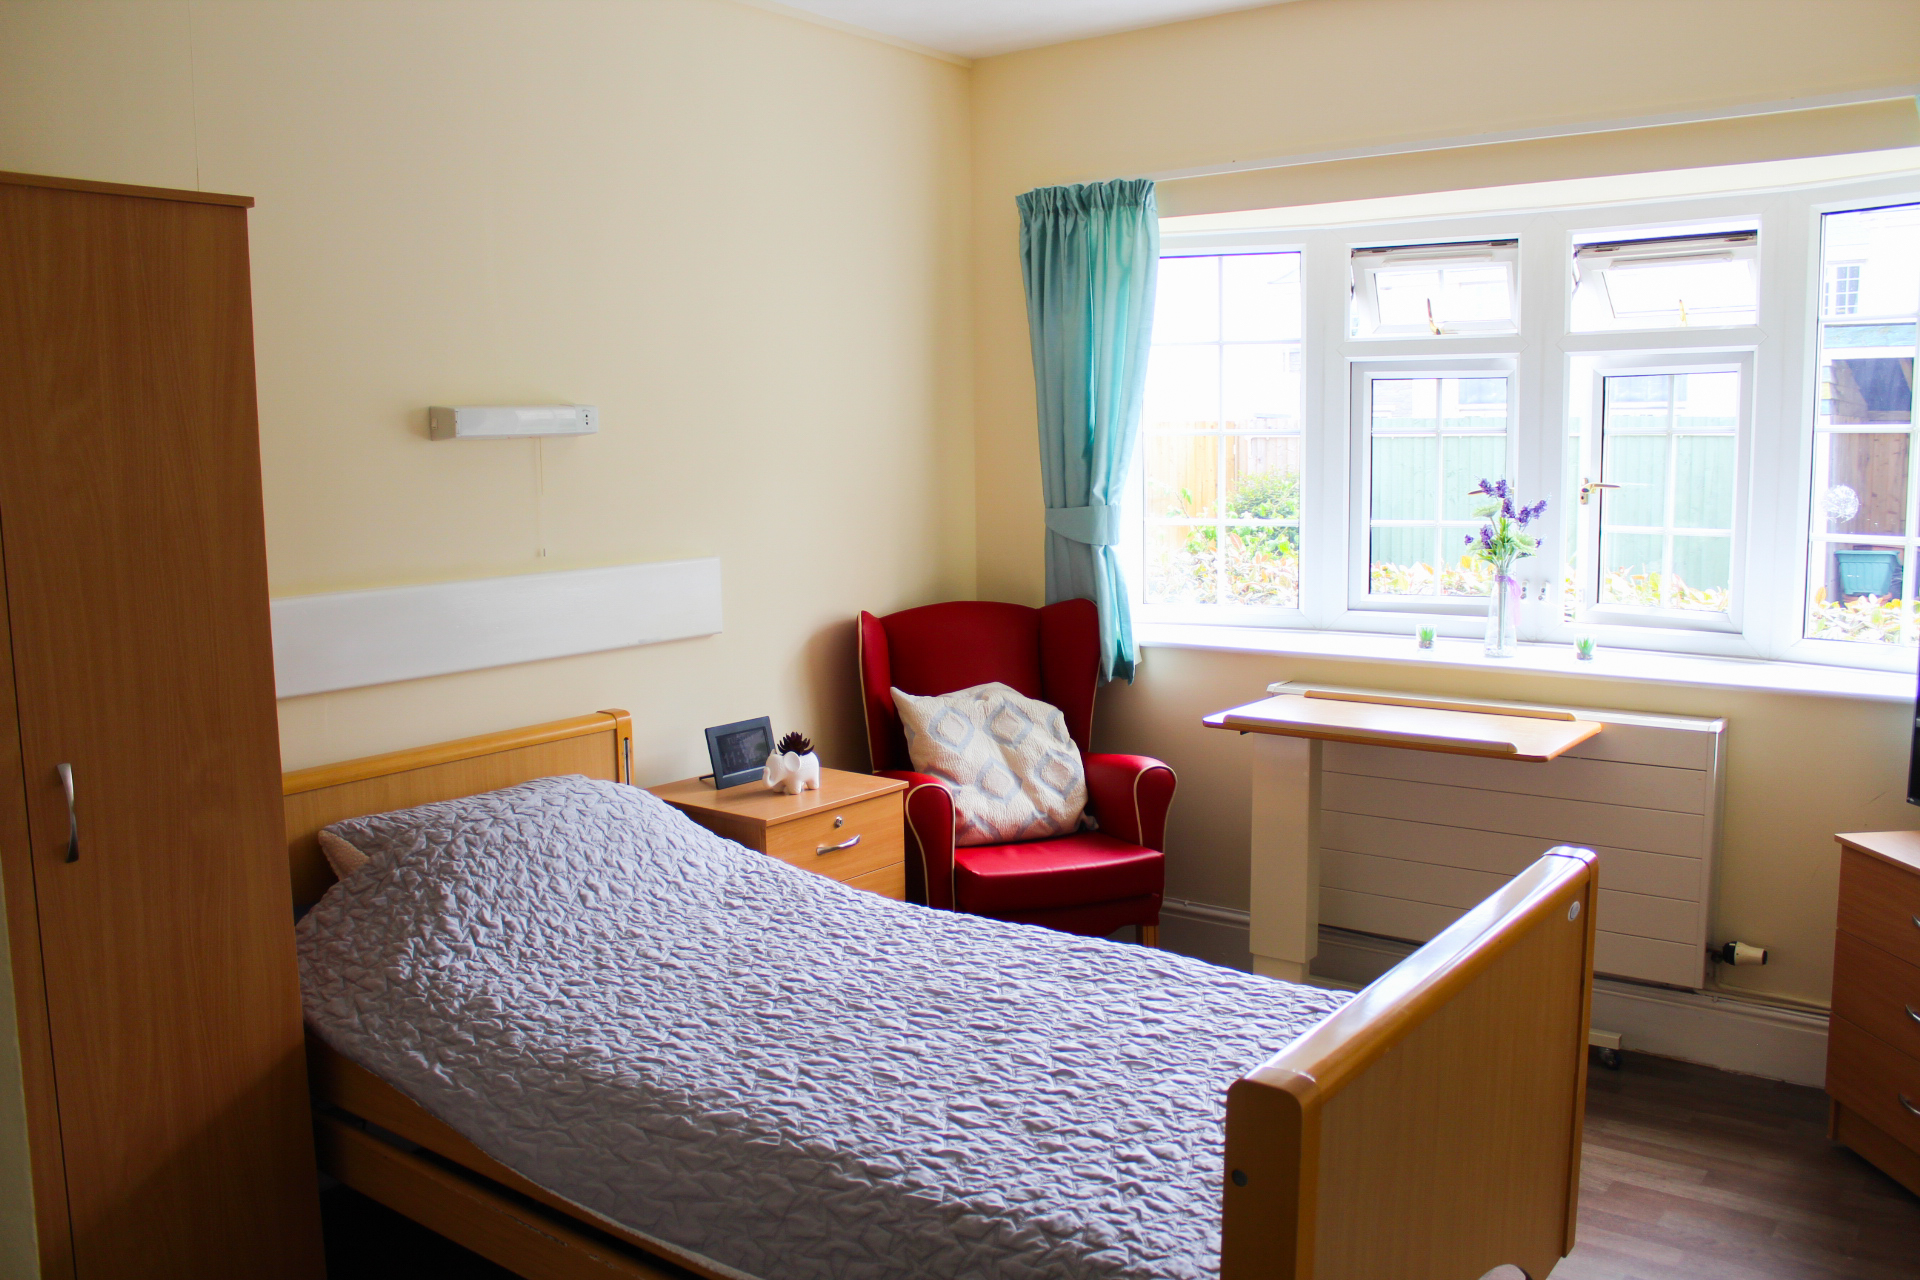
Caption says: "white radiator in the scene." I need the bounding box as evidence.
[1276,682,1725,990]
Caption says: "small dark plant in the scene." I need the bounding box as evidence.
[776,731,813,755]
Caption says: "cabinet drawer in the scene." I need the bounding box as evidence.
[765,794,902,881]
[1827,1014,1920,1157]
[1834,930,1920,1061]
[841,861,906,900]
[1838,849,1920,970]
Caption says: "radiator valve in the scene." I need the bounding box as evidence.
[1715,940,1768,966]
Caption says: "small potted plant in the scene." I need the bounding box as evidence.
[764,732,821,794]
[1465,480,1546,659]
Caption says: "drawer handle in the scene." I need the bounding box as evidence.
[1903,1093,1920,1119]
[816,833,861,856]
[1908,1004,1920,1027]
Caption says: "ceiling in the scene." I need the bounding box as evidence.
[769,0,1298,60]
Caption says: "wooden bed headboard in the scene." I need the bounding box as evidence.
[282,709,633,907]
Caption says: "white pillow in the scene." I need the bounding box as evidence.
[891,682,1088,847]
[318,828,370,880]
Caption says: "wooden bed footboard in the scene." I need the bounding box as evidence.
[1221,847,1597,1280]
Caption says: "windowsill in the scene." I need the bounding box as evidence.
[1135,621,1915,703]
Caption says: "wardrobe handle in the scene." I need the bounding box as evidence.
[55,764,77,863]
[1902,1093,1920,1119]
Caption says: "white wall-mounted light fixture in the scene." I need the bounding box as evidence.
[428,405,598,439]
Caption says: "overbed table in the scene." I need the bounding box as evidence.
[1204,684,1603,982]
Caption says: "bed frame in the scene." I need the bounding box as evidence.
[288,710,1596,1280]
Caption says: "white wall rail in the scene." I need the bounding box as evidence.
[271,558,723,697]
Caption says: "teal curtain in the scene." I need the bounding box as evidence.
[1017,178,1158,683]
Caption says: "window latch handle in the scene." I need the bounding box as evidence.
[1579,478,1622,506]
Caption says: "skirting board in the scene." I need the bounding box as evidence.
[271,558,723,697]
[1161,900,1831,1086]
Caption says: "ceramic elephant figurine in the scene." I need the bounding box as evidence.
[764,749,821,795]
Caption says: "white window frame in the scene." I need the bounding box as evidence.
[1350,239,1521,339]
[1564,351,1754,639]
[1129,243,1309,629]
[1133,169,1920,671]
[1347,357,1518,617]
[1570,230,1760,332]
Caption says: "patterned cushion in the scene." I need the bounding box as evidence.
[890,682,1088,846]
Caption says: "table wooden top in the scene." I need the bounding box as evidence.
[648,768,905,827]
[1837,830,1920,876]
[1204,693,1602,762]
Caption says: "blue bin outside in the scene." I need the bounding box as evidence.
[1834,548,1902,598]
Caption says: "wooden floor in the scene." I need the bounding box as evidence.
[321,1052,1920,1279]
[1555,1052,1920,1280]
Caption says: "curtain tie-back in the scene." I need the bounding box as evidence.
[1044,503,1121,546]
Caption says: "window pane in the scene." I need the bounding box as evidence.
[1145,524,1214,604]
[1806,203,1920,646]
[1827,357,1913,425]
[1372,377,1438,432]
[1226,436,1300,519]
[1222,343,1299,431]
[1142,250,1303,614]
[1377,264,1514,330]
[1816,433,1908,535]
[1353,242,1518,337]
[1144,434,1218,519]
[1601,260,1754,325]
[1442,436,1505,520]
[1371,435,1436,520]
[1673,435,1735,529]
[1221,254,1300,342]
[1604,435,1667,526]
[1571,233,1758,331]
[1370,526,1441,597]
[1597,370,1737,614]
[1366,374,1508,599]
[1600,532,1666,606]
[1672,536,1732,597]
[1142,344,1219,430]
[1153,256,1219,343]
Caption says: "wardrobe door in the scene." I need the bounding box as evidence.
[0,180,323,1277]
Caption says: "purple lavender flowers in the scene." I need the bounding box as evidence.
[1465,479,1547,572]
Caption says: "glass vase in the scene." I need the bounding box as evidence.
[1485,572,1518,658]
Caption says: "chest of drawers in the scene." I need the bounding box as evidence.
[649,768,908,899]
[1827,830,1920,1196]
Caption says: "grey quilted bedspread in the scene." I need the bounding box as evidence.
[296,776,1348,1280]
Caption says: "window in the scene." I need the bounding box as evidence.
[1361,371,1510,599]
[1141,252,1302,608]
[1592,370,1740,614]
[1806,203,1920,647]
[1571,231,1758,331]
[1137,171,1920,672]
[1350,240,1518,338]
[1827,263,1862,317]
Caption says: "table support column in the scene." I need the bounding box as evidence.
[1249,732,1318,983]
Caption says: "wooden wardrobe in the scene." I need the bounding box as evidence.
[0,172,324,1277]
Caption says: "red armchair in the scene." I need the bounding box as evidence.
[857,599,1176,942]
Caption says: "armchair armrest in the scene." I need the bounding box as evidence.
[877,770,957,910]
[1083,754,1176,850]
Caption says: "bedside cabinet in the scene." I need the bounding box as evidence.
[650,769,909,899]
[1827,830,1920,1196]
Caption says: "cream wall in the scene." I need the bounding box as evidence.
[970,0,1920,1008]
[0,0,972,1269]
[1,0,975,779]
